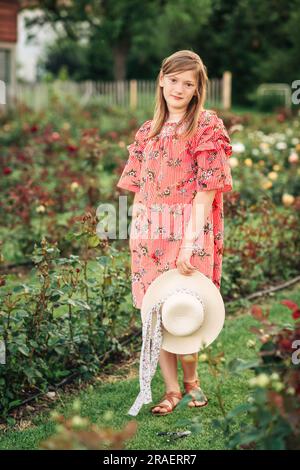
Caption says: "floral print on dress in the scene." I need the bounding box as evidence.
[117,110,233,309]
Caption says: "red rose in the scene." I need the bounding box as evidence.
[292,309,300,320]
[281,300,300,321]
[51,132,60,141]
[67,144,78,153]
[30,124,38,133]
[277,113,286,123]
[278,338,292,351]
[17,153,27,162]
[3,167,12,175]
[108,131,118,140]
[281,299,299,311]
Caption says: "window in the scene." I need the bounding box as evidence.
[0,48,11,83]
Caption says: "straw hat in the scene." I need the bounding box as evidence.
[127,268,226,416]
[141,268,225,354]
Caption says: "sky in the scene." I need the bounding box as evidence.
[17,10,57,82]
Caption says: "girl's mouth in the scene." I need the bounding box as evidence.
[171,95,183,100]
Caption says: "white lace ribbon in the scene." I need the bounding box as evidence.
[127,286,204,416]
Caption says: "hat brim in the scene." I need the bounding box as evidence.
[141,269,225,354]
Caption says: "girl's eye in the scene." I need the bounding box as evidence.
[170,78,193,87]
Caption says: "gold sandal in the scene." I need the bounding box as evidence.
[150,391,183,416]
[183,378,208,408]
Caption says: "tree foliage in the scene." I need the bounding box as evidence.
[21,0,300,104]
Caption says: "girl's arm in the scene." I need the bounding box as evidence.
[176,190,216,275]
[181,190,217,248]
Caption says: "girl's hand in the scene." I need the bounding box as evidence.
[176,246,197,276]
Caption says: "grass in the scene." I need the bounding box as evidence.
[0,281,299,450]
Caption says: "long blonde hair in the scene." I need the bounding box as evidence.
[148,50,209,141]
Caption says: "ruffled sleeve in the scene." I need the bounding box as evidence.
[116,120,151,193]
[193,114,233,193]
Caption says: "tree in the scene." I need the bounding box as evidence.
[20,0,212,80]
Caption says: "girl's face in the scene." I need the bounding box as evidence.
[159,69,197,113]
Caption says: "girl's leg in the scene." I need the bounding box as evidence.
[177,353,206,406]
[152,348,181,412]
[177,353,198,382]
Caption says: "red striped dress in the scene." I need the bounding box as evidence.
[117,110,233,309]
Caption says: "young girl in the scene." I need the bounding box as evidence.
[117,50,233,415]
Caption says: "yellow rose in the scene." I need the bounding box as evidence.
[36,205,46,213]
[260,142,270,150]
[198,353,208,362]
[70,181,80,192]
[62,122,71,131]
[262,180,272,189]
[268,171,278,181]
[249,373,270,388]
[229,157,239,168]
[282,193,295,206]
[247,339,256,348]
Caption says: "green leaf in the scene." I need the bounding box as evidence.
[88,235,100,247]
[97,256,109,266]
[54,347,65,355]
[6,417,16,425]
[226,403,253,419]
[75,300,91,310]
[13,284,31,294]
[9,399,22,407]
[18,345,30,357]
[50,293,61,302]
[227,358,260,373]
[67,298,91,310]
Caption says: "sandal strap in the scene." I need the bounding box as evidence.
[152,403,172,412]
[183,380,207,402]
[184,379,200,393]
[163,391,182,408]
[153,391,182,410]
[165,391,182,400]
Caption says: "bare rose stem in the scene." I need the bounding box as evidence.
[68,303,74,346]
[83,243,92,332]
[206,346,227,418]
